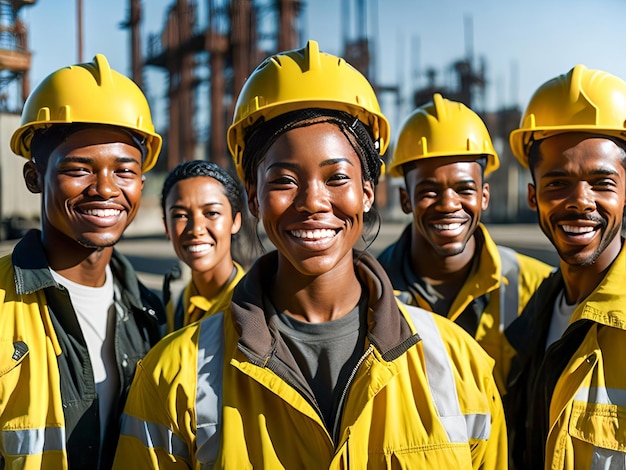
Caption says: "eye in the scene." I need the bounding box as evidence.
[170,211,188,220]
[592,178,617,190]
[327,173,350,185]
[115,166,140,179]
[457,185,477,195]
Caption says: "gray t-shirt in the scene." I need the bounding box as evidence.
[274,296,367,428]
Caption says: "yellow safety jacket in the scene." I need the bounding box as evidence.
[0,230,164,469]
[165,262,245,333]
[377,223,553,392]
[506,242,626,469]
[114,250,507,469]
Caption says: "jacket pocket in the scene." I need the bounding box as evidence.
[568,400,626,460]
[0,340,29,376]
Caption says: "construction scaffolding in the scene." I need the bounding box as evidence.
[123,0,303,172]
[0,0,35,113]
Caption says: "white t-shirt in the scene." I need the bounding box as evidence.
[50,265,119,441]
[545,289,577,349]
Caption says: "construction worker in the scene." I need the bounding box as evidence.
[0,54,165,469]
[378,94,553,392]
[160,160,248,333]
[113,40,507,468]
[505,65,626,469]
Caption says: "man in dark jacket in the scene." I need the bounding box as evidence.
[0,54,165,469]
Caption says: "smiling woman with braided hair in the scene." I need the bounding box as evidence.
[160,160,255,333]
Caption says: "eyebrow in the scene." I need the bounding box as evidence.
[168,202,225,210]
[61,155,141,165]
[266,157,354,172]
[541,168,620,178]
[415,177,478,186]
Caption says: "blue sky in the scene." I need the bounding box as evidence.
[19,0,626,133]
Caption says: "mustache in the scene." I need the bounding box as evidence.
[555,213,606,226]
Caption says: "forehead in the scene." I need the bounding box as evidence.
[167,176,226,201]
[263,122,361,167]
[535,134,626,176]
[404,155,483,181]
[50,127,142,160]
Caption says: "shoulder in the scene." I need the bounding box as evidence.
[513,250,554,274]
[402,303,495,372]
[141,312,225,377]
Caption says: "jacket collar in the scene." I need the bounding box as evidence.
[230,250,418,363]
[12,229,143,308]
[572,238,626,329]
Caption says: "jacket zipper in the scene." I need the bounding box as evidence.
[332,344,374,443]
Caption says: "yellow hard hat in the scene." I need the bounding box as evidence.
[227,40,390,181]
[11,54,162,172]
[388,93,499,177]
[510,64,626,168]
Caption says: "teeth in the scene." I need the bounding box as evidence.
[291,229,336,240]
[562,225,594,234]
[187,244,211,253]
[83,208,121,217]
[433,223,461,230]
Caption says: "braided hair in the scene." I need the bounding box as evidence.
[161,160,244,220]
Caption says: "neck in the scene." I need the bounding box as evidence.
[270,253,362,323]
[192,259,235,300]
[560,236,623,305]
[42,227,113,287]
[411,235,476,284]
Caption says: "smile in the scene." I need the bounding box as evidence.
[82,208,122,217]
[186,243,213,253]
[290,229,337,240]
[561,225,595,234]
[433,223,462,231]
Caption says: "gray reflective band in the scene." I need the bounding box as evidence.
[575,386,626,407]
[405,305,491,443]
[591,447,626,469]
[1,427,66,456]
[497,245,520,331]
[195,313,224,465]
[119,413,189,460]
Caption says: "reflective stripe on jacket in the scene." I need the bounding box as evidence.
[114,250,507,469]
[506,242,626,469]
[377,223,553,392]
[0,229,164,469]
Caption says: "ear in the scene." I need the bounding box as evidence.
[23,160,42,194]
[527,182,537,211]
[362,180,375,213]
[246,183,259,218]
[481,182,490,211]
[163,217,171,240]
[231,212,242,235]
[399,187,412,214]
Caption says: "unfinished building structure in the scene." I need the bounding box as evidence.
[0,0,34,112]
[121,0,303,172]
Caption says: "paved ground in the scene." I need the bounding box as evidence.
[0,216,557,298]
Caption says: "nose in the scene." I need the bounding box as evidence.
[88,170,120,198]
[436,188,462,212]
[566,182,596,213]
[294,180,331,213]
[187,213,206,236]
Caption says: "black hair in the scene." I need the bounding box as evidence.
[161,160,244,219]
